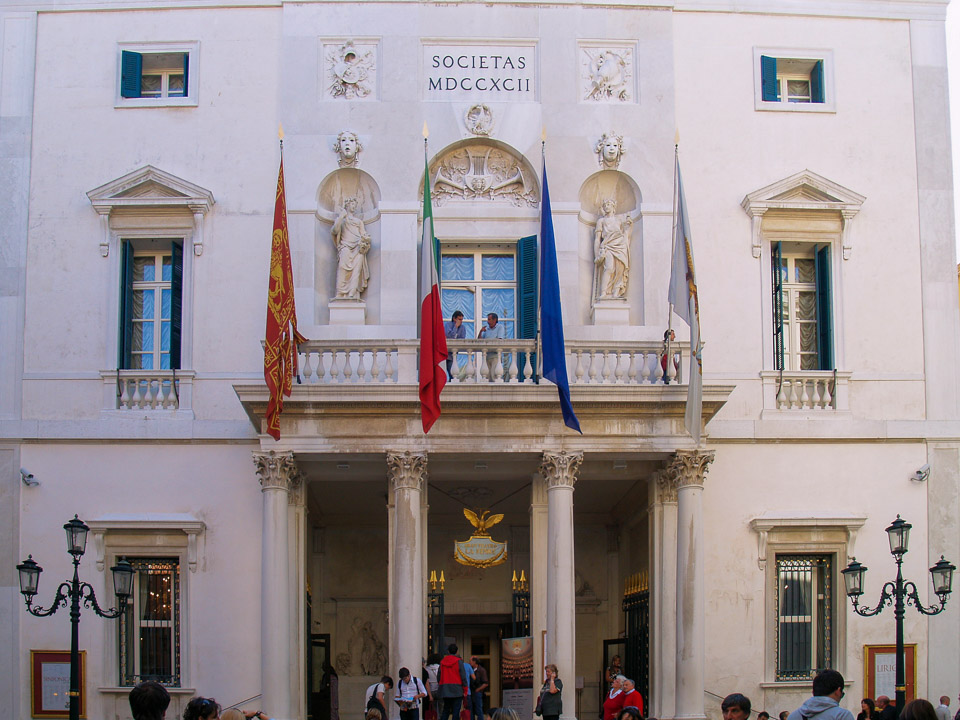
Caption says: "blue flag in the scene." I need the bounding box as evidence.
[540,162,581,434]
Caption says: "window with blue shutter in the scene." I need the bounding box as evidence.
[119,240,183,371]
[118,46,195,104]
[814,245,833,370]
[120,51,143,98]
[761,55,779,102]
[810,60,825,104]
[516,235,538,382]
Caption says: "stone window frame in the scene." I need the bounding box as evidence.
[753,47,836,113]
[751,516,865,687]
[116,41,200,108]
[87,514,204,692]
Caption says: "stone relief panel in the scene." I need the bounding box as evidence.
[335,611,388,677]
[429,142,539,207]
[323,39,378,101]
[465,104,494,136]
[579,42,636,103]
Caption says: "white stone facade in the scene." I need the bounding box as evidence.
[2,2,959,720]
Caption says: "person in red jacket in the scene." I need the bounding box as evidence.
[437,644,469,720]
[620,678,643,717]
[602,675,625,720]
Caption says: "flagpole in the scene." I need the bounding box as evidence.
[665,136,680,382]
[536,131,545,382]
[419,128,428,339]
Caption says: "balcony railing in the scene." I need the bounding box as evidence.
[100,370,194,411]
[297,339,686,386]
[760,370,850,412]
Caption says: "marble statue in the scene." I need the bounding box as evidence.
[332,197,371,300]
[594,199,632,300]
[595,132,625,169]
[334,130,363,168]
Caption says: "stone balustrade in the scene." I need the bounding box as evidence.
[297,339,686,385]
[774,372,837,410]
[101,370,186,410]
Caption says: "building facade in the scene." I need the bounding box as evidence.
[1,1,959,720]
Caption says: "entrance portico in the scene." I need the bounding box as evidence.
[237,376,730,720]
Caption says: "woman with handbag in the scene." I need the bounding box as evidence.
[536,665,562,720]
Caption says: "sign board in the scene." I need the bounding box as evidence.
[864,644,916,703]
[31,650,86,718]
[423,43,537,102]
[502,637,534,718]
[454,535,507,568]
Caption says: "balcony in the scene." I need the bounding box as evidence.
[297,339,686,385]
[100,370,194,411]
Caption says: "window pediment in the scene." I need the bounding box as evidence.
[87,165,214,215]
[742,170,865,259]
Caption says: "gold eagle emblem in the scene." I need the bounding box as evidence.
[463,508,504,536]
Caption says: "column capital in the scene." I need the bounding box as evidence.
[253,450,302,492]
[666,449,715,489]
[654,469,679,504]
[540,450,583,489]
[386,451,427,491]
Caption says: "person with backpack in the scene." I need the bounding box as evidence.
[437,644,469,720]
[365,676,394,720]
[397,667,429,720]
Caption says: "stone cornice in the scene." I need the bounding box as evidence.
[666,449,715,488]
[253,450,302,492]
[540,450,583,489]
[386,450,427,491]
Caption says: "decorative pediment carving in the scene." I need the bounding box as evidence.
[87,165,215,212]
[742,169,864,213]
[741,170,865,259]
[428,142,539,208]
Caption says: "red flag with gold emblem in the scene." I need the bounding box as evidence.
[264,151,306,440]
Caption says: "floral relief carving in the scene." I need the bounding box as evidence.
[665,449,715,489]
[253,450,303,492]
[581,47,633,103]
[430,144,539,207]
[386,451,427,491]
[326,40,376,100]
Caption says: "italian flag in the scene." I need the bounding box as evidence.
[419,154,447,433]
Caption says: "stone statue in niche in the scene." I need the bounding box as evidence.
[595,132,625,170]
[332,196,371,300]
[327,40,374,99]
[583,49,630,102]
[334,130,363,168]
[594,199,632,300]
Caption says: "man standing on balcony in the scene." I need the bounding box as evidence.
[478,313,506,380]
[445,310,465,379]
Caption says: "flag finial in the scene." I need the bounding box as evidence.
[423,122,429,139]
[674,128,680,147]
[279,123,284,141]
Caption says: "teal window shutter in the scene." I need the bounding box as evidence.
[772,242,784,371]
[815,245,834,370]
[181,53,189,97]
[119,240,135,368]
[170,241,183,370]
[810,60,825,103]
[761,55,779,102]
[120,51,143,98]
[516,235,538,382]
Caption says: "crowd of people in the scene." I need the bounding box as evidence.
[126,655,958,720]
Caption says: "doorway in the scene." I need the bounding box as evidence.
[445,623,505,711]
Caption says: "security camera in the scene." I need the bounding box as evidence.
[20,468,39,487]
[911,464,930,483]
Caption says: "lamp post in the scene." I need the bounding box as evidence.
[842,516,955,716]
[17,515,135,720]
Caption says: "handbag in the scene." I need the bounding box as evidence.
[535,691,544,717]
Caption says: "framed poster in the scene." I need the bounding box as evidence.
[864,644,916,703]
[30,650,86,719]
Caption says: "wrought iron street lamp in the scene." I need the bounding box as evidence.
[842,516,955,716]
[17,515,134,720]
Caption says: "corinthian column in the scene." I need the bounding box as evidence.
[669,450,714,720]
[650,470,679,720]
[253,450,302,720]
[387,451,427,694]
[540,450,582,720]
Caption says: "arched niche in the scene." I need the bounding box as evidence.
[315,168,383,325]
[577,170,644,325]
[424,139,540,209]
